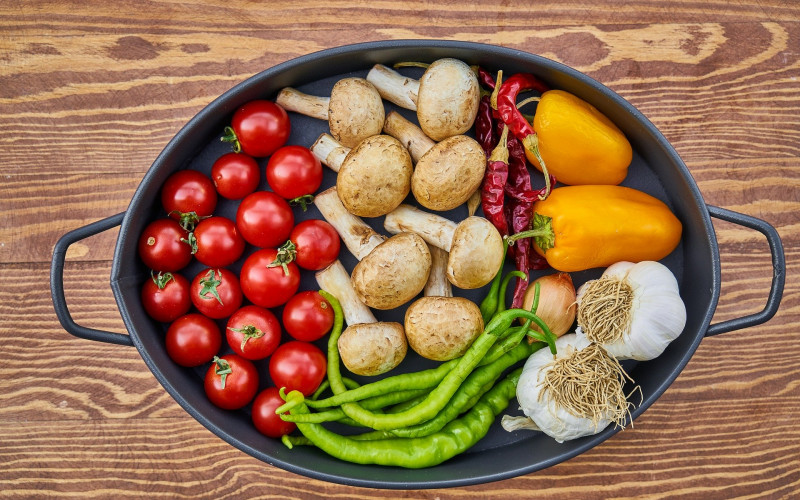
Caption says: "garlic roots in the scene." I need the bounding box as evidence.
[512,333,634,443]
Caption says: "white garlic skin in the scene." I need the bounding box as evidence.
[576,261,687,361]
[516,334,612,443]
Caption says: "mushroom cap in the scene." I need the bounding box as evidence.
[411,135,486,211]
[417,58,480,141]
[338,322,407,376]
[328,78,385,148]
[336,134,413,217]
[352,232,431,310]
[447,217,505,289]
[404,296,484,361]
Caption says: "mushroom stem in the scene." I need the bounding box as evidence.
[275,87,330,120]
[424,245,453,297]
[315,260,376,326]
[467,190,481,216]
[383,111,435,162]
[383,204,457,252]
[314,187,385,260]
[366,64,419,110]
[310,133,350,172]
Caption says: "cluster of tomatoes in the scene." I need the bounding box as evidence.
[137,100,340,438]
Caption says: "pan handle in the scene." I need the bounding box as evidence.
[50,213,134,347]
[705,205,785,337]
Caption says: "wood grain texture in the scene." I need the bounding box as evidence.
[1,0,798,498]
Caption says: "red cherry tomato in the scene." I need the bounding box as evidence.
[282,291,335,342]
[266,145,323,200]
[268,341,326,396]
[204,354,259,410]
[225,305,281,361]
[192,216,245,268]
[252,387,296,438]
[236,191,294,248]
[239,249,300,308]
[223,100,290,158]
[141,272,191,323]
[190,268,243,319]
[289,219,341,271]
[211,152,261,200]
[165,313,222,367]
[138,218,192,272]
[161,170,217,226]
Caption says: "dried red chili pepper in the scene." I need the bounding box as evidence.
[495,73,553,199]
[500,120,550,307]
[481,126,510,235]
[504,130,534,308]
[477,67,497,90]
[476,95,498,157]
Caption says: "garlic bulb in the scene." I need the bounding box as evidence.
[510,333,634,443]
[575,261,686,361]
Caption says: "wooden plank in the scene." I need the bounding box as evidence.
[1,0,799,496]
[0,22,798,176]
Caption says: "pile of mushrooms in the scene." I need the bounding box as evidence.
[297,58,511,375]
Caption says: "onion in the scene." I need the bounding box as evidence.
[522,272,576,337]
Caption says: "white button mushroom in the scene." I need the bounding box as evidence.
[276,77,385,148]
[384,204,504,290]
[315,260,407,376]
[310,133,412,218]
[315,187,431,310]
[367,58,480,141]
[383,111,486,212]
[403,296,484,362]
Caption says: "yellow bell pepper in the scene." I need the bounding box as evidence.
[527,90,633,186]
[508,185,682,272]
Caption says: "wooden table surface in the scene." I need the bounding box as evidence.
[2,1,798,498]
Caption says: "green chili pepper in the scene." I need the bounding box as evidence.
[496,270,527,316]
[301,358,459,410]
[479,240,510,322]
[281,388,429,424]
[313,307,530,431]
[389,341,541,438]
[280,368,522,468]
[311,377,360,401]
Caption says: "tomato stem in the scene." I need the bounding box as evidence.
[212,356,232,389]
[220,126,242,153]
[180,232,198,254]
[170,210,202,231]
[289,194,314,212]
[198,269,224,304]
[268,240,297,276]
[228,324,264,352]
[151,271,174,289]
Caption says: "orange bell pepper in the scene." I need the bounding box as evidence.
[507,185,682,272]
[527,90,633,186]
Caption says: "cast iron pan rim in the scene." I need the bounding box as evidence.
[110,39,720,489]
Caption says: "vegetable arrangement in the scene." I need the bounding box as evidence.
[137,57,689,469]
